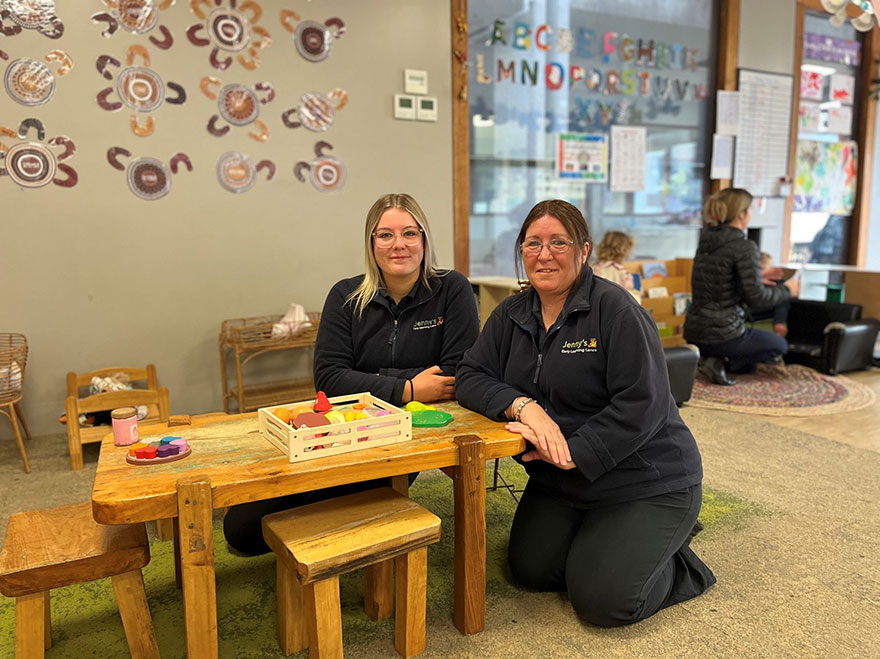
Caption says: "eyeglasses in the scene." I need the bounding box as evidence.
[520,238,575,255]
[372,228,424,248]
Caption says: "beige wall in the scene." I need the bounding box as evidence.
[739,0,796,76]
[1,1,453,437]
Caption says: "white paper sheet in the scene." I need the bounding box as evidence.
[710,134,734,180]
[716,91,740,136]
[610,125,646,192]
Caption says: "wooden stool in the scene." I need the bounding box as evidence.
[262,487,441,658]
[0,502,159,658]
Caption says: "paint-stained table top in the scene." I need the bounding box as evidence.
[91,402,523,525]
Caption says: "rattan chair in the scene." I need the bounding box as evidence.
[0,333,31,473]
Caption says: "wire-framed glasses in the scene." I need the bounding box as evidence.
[372,227,424,248]
[520,238,574,255]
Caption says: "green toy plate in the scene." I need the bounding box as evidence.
[411,410,453,427]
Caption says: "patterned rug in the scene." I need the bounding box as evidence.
[688,363,876,416]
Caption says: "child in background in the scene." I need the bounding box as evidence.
[751,252,790,337]
[593,231,641,303]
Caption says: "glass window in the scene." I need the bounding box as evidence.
[790,12,861,264]
[468,0,717,277]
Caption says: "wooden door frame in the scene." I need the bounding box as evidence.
[790,0,878,265]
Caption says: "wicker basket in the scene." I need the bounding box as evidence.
[0,333,27,406]
[220,312,321,350]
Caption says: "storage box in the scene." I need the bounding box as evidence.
[258,393,412,463]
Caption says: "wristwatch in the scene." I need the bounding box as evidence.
[513,397,536,422]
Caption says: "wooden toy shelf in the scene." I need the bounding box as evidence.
[219,313,321,414]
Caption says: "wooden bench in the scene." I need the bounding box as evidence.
[262,487,441,658]
[0,502,159,658]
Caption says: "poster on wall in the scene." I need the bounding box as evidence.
[734,69,793,197]
[793,140,857,214]
[555,133,607,182]
[829,73,855,105]
[800,69,825,101]
[798,101,822,131]
[827,105,853,135]
[610,125,646,192]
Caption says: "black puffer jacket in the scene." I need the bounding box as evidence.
[683,224,790,344]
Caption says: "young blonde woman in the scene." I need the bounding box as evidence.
[683,188,792,385]
[224,193,479,555]
[592,231,641,302]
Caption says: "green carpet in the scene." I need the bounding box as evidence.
[0,459,763,658]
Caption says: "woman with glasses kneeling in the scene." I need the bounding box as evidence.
[456,200,715,627]
[223,193,479,555]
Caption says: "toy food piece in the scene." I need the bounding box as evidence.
[343,410,357,422]
[273,407,291,423]
[293,412,331,429]
[324,410,346,424]
[313,391,332,413]
[411,410,454,427]
[405,401,436,412]
[289,405,312,420]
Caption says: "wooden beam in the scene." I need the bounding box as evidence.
[713,0,740,193]
[785,2,809,263]
[852,22,879,265]
[451,0,470,275]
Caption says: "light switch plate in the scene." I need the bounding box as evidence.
[416,96,438,121]
[404,69,428,95]
[394,94,416,120]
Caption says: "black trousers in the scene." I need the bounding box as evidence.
[223,474,417,556]
[508,482,715,627]
[695,327,788,374]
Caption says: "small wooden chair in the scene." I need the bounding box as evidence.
[262,487,441,658]
[0,502,159,658]
[0,333,31,473]
[65,364,170,470]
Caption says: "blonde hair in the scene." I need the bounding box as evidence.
[594,231,635,263]
[703,188,753,227]
[347,193,442,318]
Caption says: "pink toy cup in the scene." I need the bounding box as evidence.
[111,407,139,446]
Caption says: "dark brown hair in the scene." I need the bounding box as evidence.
[514,200,592,281]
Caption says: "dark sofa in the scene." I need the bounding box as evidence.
[784,300,879,375]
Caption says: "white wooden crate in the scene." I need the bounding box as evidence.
[257,392,412,463]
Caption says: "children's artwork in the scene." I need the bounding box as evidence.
[96,45,187,136]
[282,88,348,132]
[280,10,345,62]
[3,50,72,106]
[91,0,175,50]
[0,117,77,188]
[640,261,669,279]
[200,76,273,141]
[107,146,192,200]
[0,0,64,38]
[186,0,271,70]
[793,140,857,214]
[826,105,853,135]
[555,133,608,182]
[216,151,275,193]
[829,73,855,105]
[294,140,346,192]
[800,69,825,101]
[798,101,822,132]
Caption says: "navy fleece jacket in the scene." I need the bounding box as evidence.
[456,267,703,507]
[314,270,480,406]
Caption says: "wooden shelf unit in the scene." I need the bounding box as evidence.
[219,313,321,414]
[624,258,694,347]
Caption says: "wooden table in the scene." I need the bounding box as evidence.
[91,402,524,658]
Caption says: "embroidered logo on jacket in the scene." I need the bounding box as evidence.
[413,315,444,331]
[560,337,598,354]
